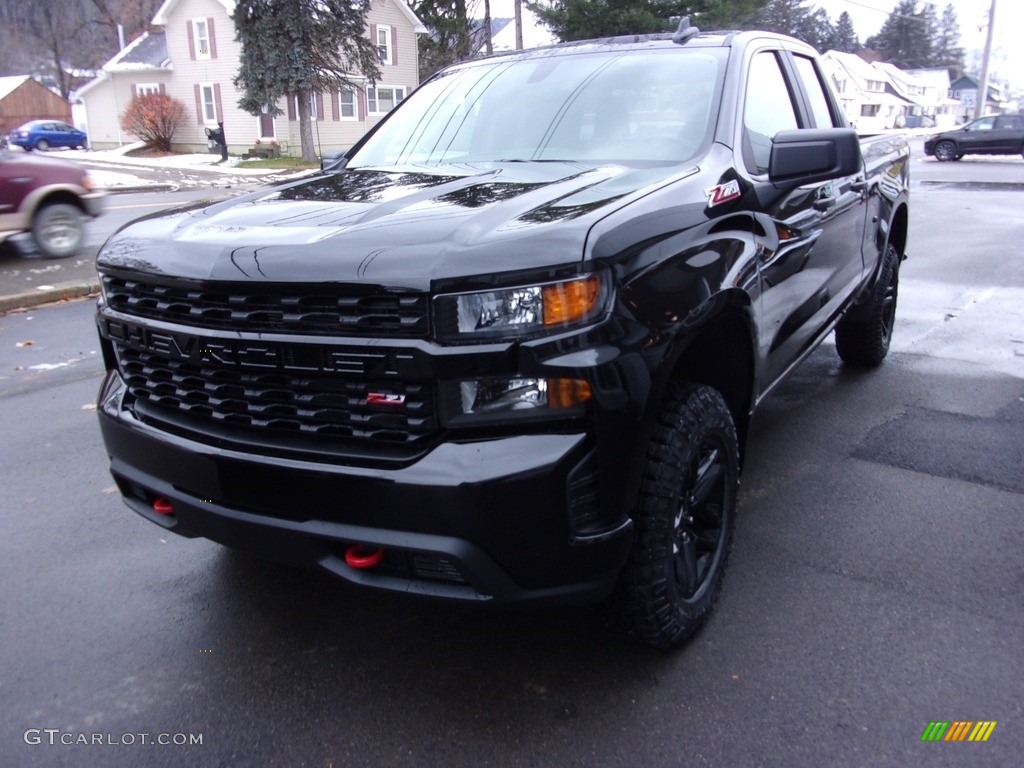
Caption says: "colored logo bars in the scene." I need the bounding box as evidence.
[921,721,997,742]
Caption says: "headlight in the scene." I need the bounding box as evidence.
[434,273,607,342]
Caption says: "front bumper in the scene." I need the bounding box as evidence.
[98,370,634,605]
[82,190,106,218]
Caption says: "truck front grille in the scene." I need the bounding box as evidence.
[114,343,437,445]
[102,275,429,338]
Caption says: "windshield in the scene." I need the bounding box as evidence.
[348,48,725,168]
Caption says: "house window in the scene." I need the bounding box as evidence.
[860,104,879,117]
[200,83,217,122]
[136,83,161,96]
[339,88,356,119]
[193,19,211,59]
[376,25,392,64]
[367,86,405,115]
[291,93,319,120]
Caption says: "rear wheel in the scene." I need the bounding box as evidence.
[933,140,956,161]
[623,383,739,649]
[835,244,900,367]
[34,138,49,151]
[32,203,84,258]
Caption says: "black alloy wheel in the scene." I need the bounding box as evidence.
[934,140,956,161]
[835,243,900,367]
[623,383,739,649]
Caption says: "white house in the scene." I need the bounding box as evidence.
[821,50,909,132]
[873,63,958,129]
[78,0,426,156]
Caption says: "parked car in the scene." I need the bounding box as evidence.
[0,149,104,257]
[94,26,909,648]
[924,114,1024,161]
[8,120,89,152]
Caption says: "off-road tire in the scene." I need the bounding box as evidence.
[32,203,84,258]
[623,383,739,649]
[835,243,900,367]
[933,140,956,161]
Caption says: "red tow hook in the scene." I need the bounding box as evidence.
[344,544,385,569]
[152,496,175,516]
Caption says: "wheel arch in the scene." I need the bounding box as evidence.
[24,188,88,220]
[659,297,756,468]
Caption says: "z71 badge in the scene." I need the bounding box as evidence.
[705,180,742,208]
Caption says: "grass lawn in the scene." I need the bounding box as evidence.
[235,156,320,170]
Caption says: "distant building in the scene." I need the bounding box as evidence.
[821,51,908,132]
[950,75,1009,122]
[875,64,958,129]
[77,0,427,155]
[0,76,72,136]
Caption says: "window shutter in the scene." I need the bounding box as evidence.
[194,83,203,123]
[316,92,325,121]
[131,84,138,98]
[358,89,366,121]
[187,22,196,60]
[287,95,296,121]
[213,83,223,122]
[331,91,340,121]
[370,23,377,56]
[208,17,218,58]
[159,83,166,94]
[392,28,398,66]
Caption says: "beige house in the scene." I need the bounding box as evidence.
[78,0,426,156]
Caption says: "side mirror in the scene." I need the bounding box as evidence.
[768,128,861,188]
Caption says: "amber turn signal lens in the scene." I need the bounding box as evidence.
[542,276,601,326]
[547,378,592,409]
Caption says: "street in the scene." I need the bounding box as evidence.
[0,150,1022,767]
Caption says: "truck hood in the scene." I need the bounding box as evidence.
[98,162,697,289]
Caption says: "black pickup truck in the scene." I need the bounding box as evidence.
[94,27,909,648]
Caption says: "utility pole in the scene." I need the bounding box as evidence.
[484,0,492,55]
[514,0,524,50]
[974,0,997,119]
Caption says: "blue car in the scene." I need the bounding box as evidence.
[9,120,89,151]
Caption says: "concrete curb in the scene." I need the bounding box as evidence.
[0,279,101,314]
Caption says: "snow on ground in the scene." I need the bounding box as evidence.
[82,142,278,175]
[86,168,158,188]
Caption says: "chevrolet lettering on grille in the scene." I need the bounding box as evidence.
[102,318,408,376]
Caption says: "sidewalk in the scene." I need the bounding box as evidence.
[77,141,315,191]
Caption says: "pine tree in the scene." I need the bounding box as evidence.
[796,7,834,52]
[411,0,474,81]
[831,11,860,53]
[233,0,381,162]
[528,0,769,43]
[757,0,807,37]
[931,3,964,74]
[866,0,931,69]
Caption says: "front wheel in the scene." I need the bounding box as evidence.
[34,138,49,151]
[933,140,956,161]
[623,383,739,649]
[32,203,84,258]
[835,243,900,367]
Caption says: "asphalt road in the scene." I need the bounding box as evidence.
[0,155,1022,768]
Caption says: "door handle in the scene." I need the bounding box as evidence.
[812,196,836,212]
[850,178,870,193]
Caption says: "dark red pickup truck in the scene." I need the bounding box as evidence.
[0,149,104,257]
[94,26,909,648]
